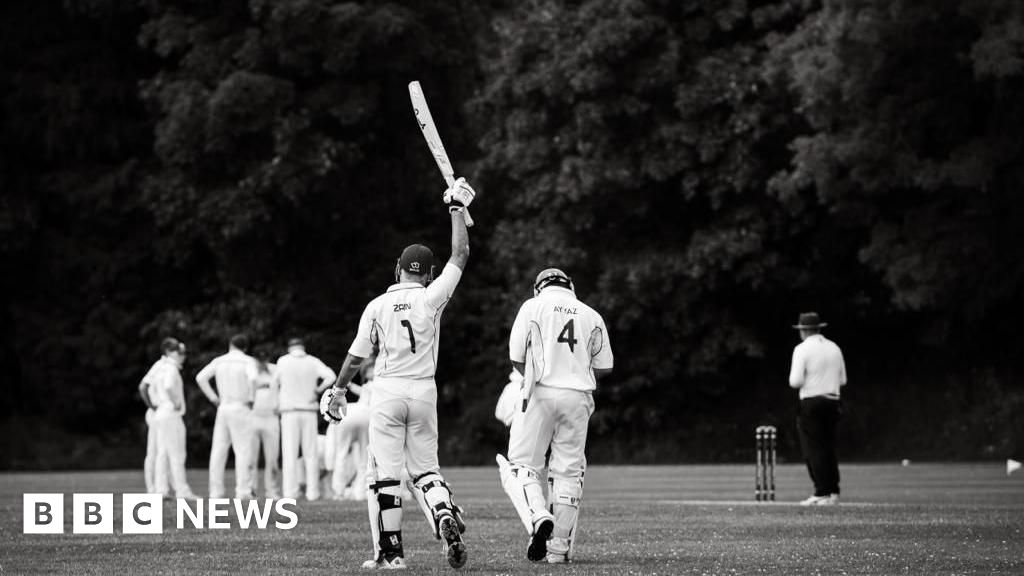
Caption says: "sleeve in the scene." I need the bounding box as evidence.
[424,263,463,310]
[508,301,531,363]
[788,346,805,388]
[195,359,217,384]
[590,316,614,370]
[348,302,378,358]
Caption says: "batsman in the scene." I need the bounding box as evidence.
[321,177,475,571]
[498,268,614,564]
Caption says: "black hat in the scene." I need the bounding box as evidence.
[399,244,434,275]
[792,312,827,329]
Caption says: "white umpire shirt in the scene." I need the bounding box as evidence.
[277,349,336,411]
[348,262,462,402]
[789,334,847,399]
[195,349,257,406]
[509,286,614,392]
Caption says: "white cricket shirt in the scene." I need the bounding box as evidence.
[145,357,185,419]
[251,363,279,415]
[509,286,613,392]
[276,349,336,411]
[348,262,462,401]
[195,349,257,406]
[789,334,847,399]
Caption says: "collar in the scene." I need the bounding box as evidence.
[538,286,575,298]
[288,349,308,357]
[387,282,424,292]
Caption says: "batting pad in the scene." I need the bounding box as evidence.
[412,472,457,539]
[549,475,583,558]
[497,454,552,535]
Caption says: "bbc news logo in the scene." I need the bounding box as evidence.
[23,494,298,534]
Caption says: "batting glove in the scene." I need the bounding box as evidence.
[443,177,476,210]
[319,386,347,424]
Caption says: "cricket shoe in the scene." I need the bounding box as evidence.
[799,495,834,506]
[439,514,467,569]
[527,517,554,562]
[362,553,407,570]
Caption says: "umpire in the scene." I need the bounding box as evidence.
[788,312,847,505]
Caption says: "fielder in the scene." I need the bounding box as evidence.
[277,337,336,501]
[196,334,257,499]
[499,268,613,563]
[146,337,198,499]
[249,354,281,499]
[322,177,475,570]
[139,351,169,495]
[328,360,372,500]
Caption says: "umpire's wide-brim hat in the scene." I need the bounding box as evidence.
[792,312,827,329]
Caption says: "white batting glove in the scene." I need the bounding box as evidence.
[443,177,476,210]
[319,386,347,424]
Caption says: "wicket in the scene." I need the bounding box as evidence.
[755,425,777,501]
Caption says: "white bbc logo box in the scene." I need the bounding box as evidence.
[24,494,163,534]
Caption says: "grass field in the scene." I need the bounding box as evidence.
[2,463,1023,575]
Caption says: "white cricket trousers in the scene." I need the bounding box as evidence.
[143,409,169,494]
[249,412,281,498]
[154,414,193,497]
[369,397,438,480]
[508,386,594,477]
[208,404,254,498]
[281,411,319,500]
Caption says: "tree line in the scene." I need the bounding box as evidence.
[2,0,1022,468]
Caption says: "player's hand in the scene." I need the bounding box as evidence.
[443,177,476,209]
[319,386,347,423]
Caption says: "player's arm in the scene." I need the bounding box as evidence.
[508,301,530,371]
[838,348,848,387]
[138,380,157,410]
[328,354,366,393]
[325,302,375,417]
[788,347,805,388]
[315,360,338,394]
[590,319,614,379]
[195,361,220,405]
[444,178,473,271]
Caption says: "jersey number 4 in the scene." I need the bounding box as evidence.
[401,319,417,353]
[557,319,577,352]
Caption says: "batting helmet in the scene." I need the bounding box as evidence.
[533,268,574,296]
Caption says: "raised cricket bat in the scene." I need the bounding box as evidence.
[408,81,474,227]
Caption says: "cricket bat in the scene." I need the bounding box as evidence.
[408,81,474,227]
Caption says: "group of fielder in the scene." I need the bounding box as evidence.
[140,178,615,570]
[139,334,374,503]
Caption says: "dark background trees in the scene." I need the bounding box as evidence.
[2,0,1022,469]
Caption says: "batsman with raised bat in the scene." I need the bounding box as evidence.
[321,177,476,571]
[498,268,614,564]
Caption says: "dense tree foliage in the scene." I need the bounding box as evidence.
[2,0,1022,468]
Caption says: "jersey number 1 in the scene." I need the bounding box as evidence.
[401,319,417,353]
[557,319,577,352]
